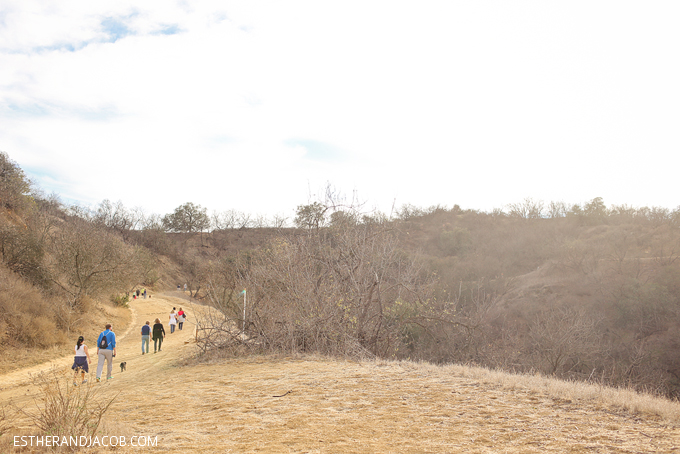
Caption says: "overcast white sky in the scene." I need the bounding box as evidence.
[1,1,679,219]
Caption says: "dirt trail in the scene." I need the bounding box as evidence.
[0,292,201,414]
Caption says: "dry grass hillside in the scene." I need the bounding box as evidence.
[2,294,680,453]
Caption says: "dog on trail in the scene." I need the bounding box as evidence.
[120,362,127,372]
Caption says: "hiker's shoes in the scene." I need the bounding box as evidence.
[82,379,88,384]
[96,378,101,382]
[73,381,78,386]
[107,376,114,380]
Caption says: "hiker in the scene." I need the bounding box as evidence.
[169,308,178,333]
[152,318,165,352]
[72,335,91,385]
[177,307,186,331]
[96,324,116,382]
[143,289,147,298]
[136,289,140,298]
[141,321,151,354]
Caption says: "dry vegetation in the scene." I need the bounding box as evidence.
[3,151,680,450]
[1,295,679,453]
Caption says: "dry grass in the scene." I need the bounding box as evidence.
[1,293,679,453]
[15,368,118,440]
[0,298,131,375]
[403,361,680,423]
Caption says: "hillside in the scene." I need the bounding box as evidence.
[3,151,680,404]
[2,294,680,453]
[151,207,680,399]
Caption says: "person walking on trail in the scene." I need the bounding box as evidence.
[141,321,151,354]
[169,308,178,334]
[177,307,187,331]
[72,335,91,385]
[152,318,165,352]
[96,324,116,382]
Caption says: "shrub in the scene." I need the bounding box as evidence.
[18,368,117,440]
[110,293,130,307]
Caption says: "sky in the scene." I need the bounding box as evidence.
[1,1,679,220]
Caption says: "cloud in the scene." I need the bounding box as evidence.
[152,24,182,36]
[2,1,680,217]
[100,15,135,43]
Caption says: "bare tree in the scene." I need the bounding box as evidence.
[528,307,603,376]
[47,219,139,328]
[507,198,544,219]
[212,210,238,230]
[198,202,433,358]
[235,211,252,229]
[547,201,567,218]
[271,213,289,229]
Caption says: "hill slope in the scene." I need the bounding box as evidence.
[1,295,680,453]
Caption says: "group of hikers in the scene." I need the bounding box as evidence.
[71,306,188,384]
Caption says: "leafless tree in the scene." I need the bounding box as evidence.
[528,307,603,376]
[198,202,433,358]
[212,210,238,230]
[47,219,139,328]
[507,198,544,219]
[547,201,567,218]
[236,211,252,229]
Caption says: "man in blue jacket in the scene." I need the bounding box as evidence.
[95,323,117,382]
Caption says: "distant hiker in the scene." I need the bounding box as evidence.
[152,318,165,352]
[136,289,140,298]
[96,324,116,382]
[72,336,91,385]
[169,309,178,333]
[177,307,186,331]
[143,289,147,298]
[183,283,187,292]
[177,284,180,291]
[141,321,151,354]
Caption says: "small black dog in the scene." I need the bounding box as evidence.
[120,362,127,372]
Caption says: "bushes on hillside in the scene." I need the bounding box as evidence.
[199,214,435,358]
[0,265,66,347]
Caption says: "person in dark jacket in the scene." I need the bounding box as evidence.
[152,318,166,353]
[141,321,151,354]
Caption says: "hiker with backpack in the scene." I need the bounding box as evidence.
[95,323,117,382]
[177,307,187,331]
